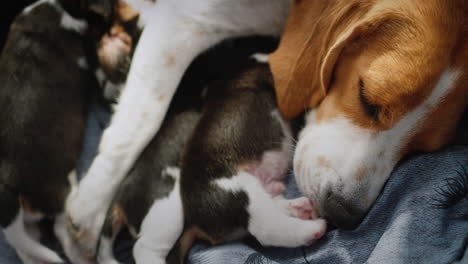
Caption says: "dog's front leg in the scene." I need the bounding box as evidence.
[65,0,229,258]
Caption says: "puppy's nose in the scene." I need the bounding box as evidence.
[322,191,365,230]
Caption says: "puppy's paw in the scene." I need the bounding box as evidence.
[301,218,327,246]
[278,197,318,220]
[65,189,106,259]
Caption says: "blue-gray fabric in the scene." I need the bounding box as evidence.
[0,98,467,264]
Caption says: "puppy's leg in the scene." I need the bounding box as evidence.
[66,0,229,256]
[54,213,93,264]
[97,236,119,264]
[221,172,327,247]
[4,209,63,264]
[133,183,183,264]
[96,206,126,264]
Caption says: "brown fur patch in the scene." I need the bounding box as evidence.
[110,205,128,234]
[166,56,176,67]
[19,196,40,214]
[355,167,367,181]
[178,225,221,264]
[316,155,332,168]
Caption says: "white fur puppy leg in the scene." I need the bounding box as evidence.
[4,210,62,264]
[54,213,93,264]
[96,237,119,264]
[133,183,183,264]
[218,172,327,247]
[65,0,229,257]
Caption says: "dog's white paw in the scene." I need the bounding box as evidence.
[65,185,107,259]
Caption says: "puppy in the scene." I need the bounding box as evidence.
[0,0,111,263]
[95,34,289,263]
[64,1,296,257]
[133,55,326,264]
[96,65,204,264]
[94,0,142,105]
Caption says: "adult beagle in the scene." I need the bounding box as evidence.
[270,0,468,229]
[65,0,468,260]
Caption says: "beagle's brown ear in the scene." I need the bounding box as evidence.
[270,0,397,119]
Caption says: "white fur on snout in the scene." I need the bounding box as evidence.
[60,11,88,34]
[295,67,462,210]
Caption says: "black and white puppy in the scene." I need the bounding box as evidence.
[0,0,110,263]
[96,73,204,264]
[133,55,326,264]
[94,36,285,264]
[64,2,300,258]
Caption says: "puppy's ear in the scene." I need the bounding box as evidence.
[270,1,399,119]
[88,0,113,18]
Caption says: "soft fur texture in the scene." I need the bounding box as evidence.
[0,0,101,262]
[271,0,468,228]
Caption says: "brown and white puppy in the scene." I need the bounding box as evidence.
[95,45,205,264]
[95,34,315,264]
[133,55,326,264]
[0,0,112,263]
[64,2,297,259]
[270,0,468,229]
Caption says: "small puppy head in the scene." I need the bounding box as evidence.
[96,0,141,84]
[271,0,468,229]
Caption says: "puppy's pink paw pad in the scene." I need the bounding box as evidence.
[298,210,311,220]
[306,231,325,245]
[283,197,318,219]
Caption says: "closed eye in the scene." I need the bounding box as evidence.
[358,79,381,121]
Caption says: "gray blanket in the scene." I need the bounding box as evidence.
[1,97,467,264]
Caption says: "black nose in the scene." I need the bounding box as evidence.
[322,191,366,230]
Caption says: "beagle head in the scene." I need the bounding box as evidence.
[271,0,468,229]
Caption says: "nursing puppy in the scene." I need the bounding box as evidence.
[0,0,111,263]
[65,1,297,257]
[96,65,204,264]
[94,0,142,105]
[133,56,326,264]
